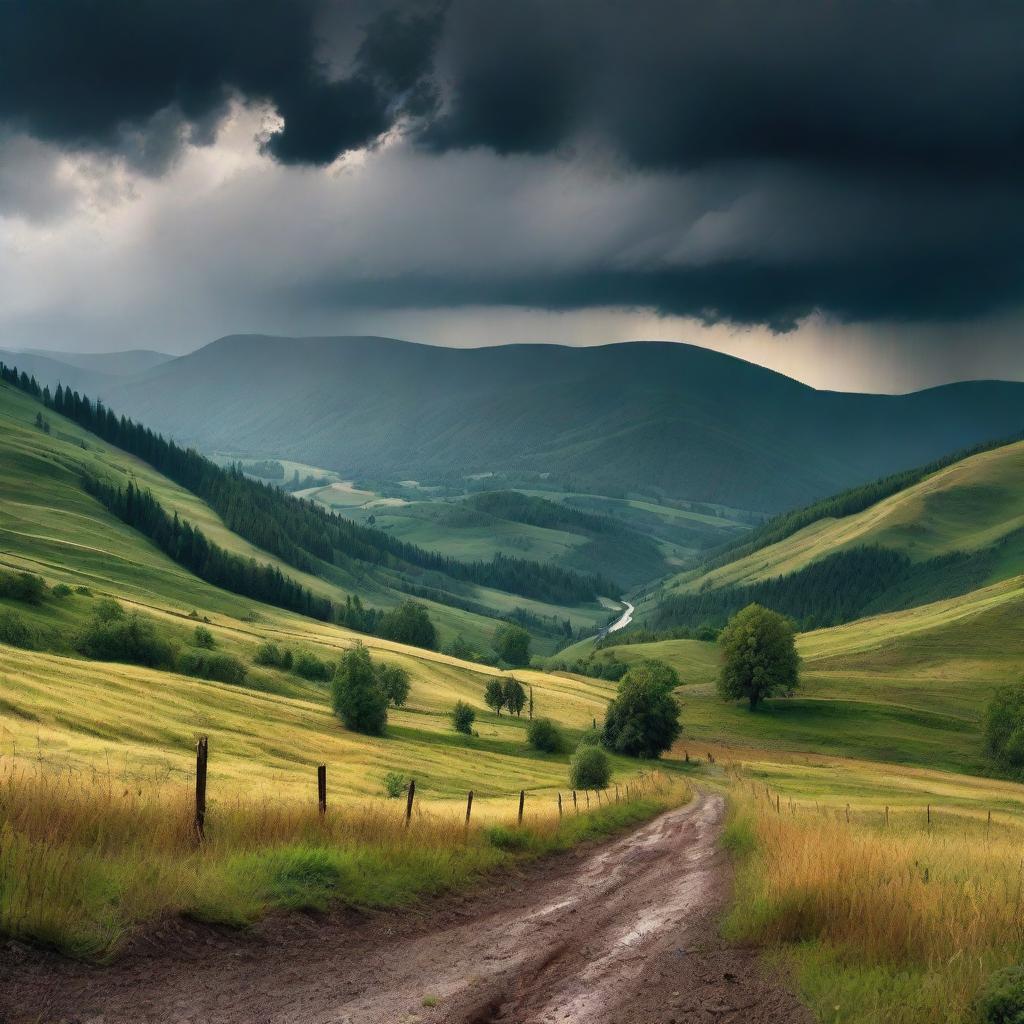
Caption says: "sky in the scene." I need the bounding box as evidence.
[1,0,1023,394]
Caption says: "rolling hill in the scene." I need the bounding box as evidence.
[80,334,1024,513]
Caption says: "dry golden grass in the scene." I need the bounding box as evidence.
[722,769,1024,1024]
[0,759,685,961]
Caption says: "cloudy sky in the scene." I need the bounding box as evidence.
[1,0,1023,392]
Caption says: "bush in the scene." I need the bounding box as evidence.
[485,824,531,851]
[293,650,333,682]
[75,609,176,669]
[527,717,565,753]
[569,745,611,789]
[382,772,406,798]
[0,570,47,605]
[254,641,293,669]
[378,601,437,650]
[51,583,73,598]
[74,585,92,596]
[978,966,1024,1024]
[178,650,248,685]
[493,622,531,666]
[442,635,477,661]
[985,684,1024,769]
[0,610,35,649]
[451,700,476,734]
[602,674,681,759]
[192,626,216,649]
[331,643,388,735]
[376,663,411,707]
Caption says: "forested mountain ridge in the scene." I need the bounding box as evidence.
[93,335,1024,512]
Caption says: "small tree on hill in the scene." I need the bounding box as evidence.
[493,622,531,667]
[379,600,437,650]
[602,672,681,759]
[503,677,527,717]
[332,643,388,736]
[484,678,507,715]
[718,604,800,711]
[984,683,1024,769]
[527,717,564,753]
[376,663,411,707]
[451,700,476,735]
[569,744,610,789]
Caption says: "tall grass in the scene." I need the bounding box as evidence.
[0,762,685,961]
[722,785,1024,1024]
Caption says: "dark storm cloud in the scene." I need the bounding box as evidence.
[2,0,1024,328]
[0,0,440,171]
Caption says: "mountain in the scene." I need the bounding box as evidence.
[18,347,173,376]
[101,335,1024,513]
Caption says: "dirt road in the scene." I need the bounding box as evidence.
[0,792,811,1024]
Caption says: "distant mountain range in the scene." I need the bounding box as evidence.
[9,335,1024,512]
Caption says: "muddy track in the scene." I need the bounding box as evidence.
[0,793,811,1024]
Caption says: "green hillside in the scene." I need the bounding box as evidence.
[90,335,1024,513]
[0,381,611,656]
[637,438,1024,633]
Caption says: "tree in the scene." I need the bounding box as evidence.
[451,700,476,735]
[331,643,388,735]
[602,673,681,758]
[379,601,437,650]
[193,626,216,649]
[493,622,531,667]
[569,745,610,789]
[376,663,411,707]
[503,677,527,717]
[984,684,1024,769]
[717,604,800,711]
[622,659,679,692]
[527,717,564,753]
[484,678,507,715]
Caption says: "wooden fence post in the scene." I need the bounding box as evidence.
[557,792,563,817]
[194,736,208,841]
[988,809,992,835]
[775,794,780,814]
[586,790,591,809]
[518,789,525,825]
[845,804,850,824]
[465,790,474,826]
[615,784,620,803]
[405,779,416,826]
[317,764,327,816]
[885,805,889,827]
[572,790,578,814]
[529,686,534,721]
[927,803,931,827]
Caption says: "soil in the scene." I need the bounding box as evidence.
[0,792,812,1024]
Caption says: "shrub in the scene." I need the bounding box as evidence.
[451,700,476,735]
[51,583,73,598]
[378,600,437,649]
[331,643,388,735]
[978,966,1024,1024]
[0,610,35,649]
[74,609,176,669]
[527,717,564,753]
[442,635,477,661]
[985,684,1024,769]
[0,570,47,605]
[254,641,293,669]
[569,745,611,789]
[74,585,92,596]
[485,824,531,851]
[382,772,406,799]
[293,650,333,682]
[602,674,681,759]
[493,622,531,667]
[192,626,216,649]
[178,651,248,685]
[376,663,411,707]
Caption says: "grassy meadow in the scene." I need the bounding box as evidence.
[711,746,1024,1024]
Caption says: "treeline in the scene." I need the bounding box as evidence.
[466,490,621,536]
[83,476,335,620]
[240,459,284,480]
[0,362,609,606]
[648,540,1017,634]
[703,432,1024,572]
